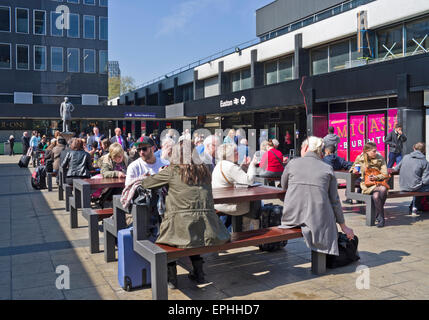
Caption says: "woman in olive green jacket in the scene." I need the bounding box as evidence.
[350,142,389,227]
[141,142,230,289]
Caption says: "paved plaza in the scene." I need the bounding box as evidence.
[0,155,429,300]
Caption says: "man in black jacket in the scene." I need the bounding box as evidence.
[21,131,30,155]
[386,123,407,168]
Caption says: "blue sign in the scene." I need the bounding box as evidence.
[124,112,157,118]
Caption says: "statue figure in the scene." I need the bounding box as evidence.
[60,97,74,133]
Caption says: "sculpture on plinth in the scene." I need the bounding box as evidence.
[60,97,75,133]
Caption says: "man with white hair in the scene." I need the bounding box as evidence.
[200,135,221,172]
[279,136,355,257]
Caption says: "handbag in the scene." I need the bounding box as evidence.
[364,167,390,189]
[326,232,360,268]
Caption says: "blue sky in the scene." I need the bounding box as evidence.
[108,0,273,86]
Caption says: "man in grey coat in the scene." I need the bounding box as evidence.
[393,142,429,214]
[279,136,354,256]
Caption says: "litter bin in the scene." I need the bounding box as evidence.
[4,141,10,155]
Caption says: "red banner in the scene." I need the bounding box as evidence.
[367,114,386,158]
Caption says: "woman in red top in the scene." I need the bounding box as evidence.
[259,139,285,178]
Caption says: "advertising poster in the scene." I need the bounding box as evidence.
[367,114,386,158]
[387,109,398,154]
[328,113,348,160]
[349,115,365,162]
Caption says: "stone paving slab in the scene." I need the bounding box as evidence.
[1,155,429,300]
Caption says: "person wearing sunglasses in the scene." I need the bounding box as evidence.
[125,136,167,187]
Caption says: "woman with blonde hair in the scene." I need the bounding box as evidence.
[100,142,128,178]
[350,142,389,227]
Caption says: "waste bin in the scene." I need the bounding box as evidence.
[4,141,10,155]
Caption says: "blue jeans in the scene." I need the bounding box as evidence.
[413,184,429,211]
[387,152,402,168]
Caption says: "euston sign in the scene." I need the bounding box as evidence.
[220,96,247,108]
[124,112,157,118]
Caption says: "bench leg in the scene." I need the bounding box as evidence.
[65,185,72,212]
[58,184,64,201]
[311,251,326,275]
[47,174,52,191]
[70,198,78,229]
[366,197,376,227]
[151,252,168,300]
[88,214,100,254]
[104,229,116,262]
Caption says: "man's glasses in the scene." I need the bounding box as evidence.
[138,147,149,152]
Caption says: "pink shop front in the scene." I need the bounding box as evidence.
[327,97,400,162]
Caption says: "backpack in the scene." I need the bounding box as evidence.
[31,166,47,190]
[259,204,288,252]
[326,232,360,269]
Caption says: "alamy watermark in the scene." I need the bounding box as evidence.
[55,265,70,290]
[355,265,370,290]
[55,5,71,31]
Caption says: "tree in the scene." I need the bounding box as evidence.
[120,76,137,95]
[108,77,121,100]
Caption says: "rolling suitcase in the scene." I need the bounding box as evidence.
[117,227,151,291]
[259,203,288,252]
[18,148,32,168]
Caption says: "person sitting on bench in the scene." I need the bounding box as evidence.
[61,138,94,185]
[393,142,429,214]
[212,143,260,231]
[350,142,389,228]
[140,142,230,289]
[322,145,353,171]
[279,136,355,256]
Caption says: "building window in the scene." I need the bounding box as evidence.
[329,40,350,72]
[51,47,64,72]
[16,8,29,34]
[100,0,108,7]
[204,76,219,98]
[0,6,10,32]
[84,0,96,5]
[16,44,29,70]
[67,48,79,72]
[84,49,95,73]
[265,56,294,85]
[99,50,108,74]
[34,46,47,71]
[51,12,63,37]
[99,17,108,40]
[67,0,79,3]
[0,43,11,69]
[311,46,328,75]
[33,10,46,35]
[67,13,79,38]
[84,15,95,39]
[232,68,251,92]
[377,25,403,60]
[406,17,429,56]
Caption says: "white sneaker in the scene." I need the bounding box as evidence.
[411,207,418,215]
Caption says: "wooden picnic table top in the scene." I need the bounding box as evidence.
[212,185,286,204]
[74,177,126,190]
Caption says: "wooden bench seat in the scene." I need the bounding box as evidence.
[82,208,114,253]
[133,226,327,300]
[347,189,429,226]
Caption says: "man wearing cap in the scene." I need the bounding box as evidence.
[125,136,167,186]
[110,128,128,151]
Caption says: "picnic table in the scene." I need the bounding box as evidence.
[70,177,125,228]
